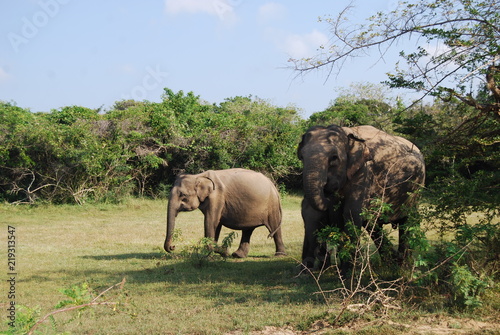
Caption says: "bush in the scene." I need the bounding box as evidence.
[0,91,305,204]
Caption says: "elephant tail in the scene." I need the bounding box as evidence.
[267,221,282,239]
[266,188,283,239]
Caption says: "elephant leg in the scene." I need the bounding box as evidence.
[271,226,287,257]
[369,223,396,263]
[314,243,331,270]
[212,224,230,257]
[397,217,413,265]
[301,199,327,269]
[214,223,222,242]
[232,228,255,258]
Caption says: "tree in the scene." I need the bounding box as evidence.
[291,0,500,121]
[293,0,500,292]
[308,83,401,130]
[48,105,100,125]
[292,0,499,210]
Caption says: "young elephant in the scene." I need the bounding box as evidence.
[163,168,286,258]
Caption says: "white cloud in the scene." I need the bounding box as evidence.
[423,41,450,57]
[282,30,328,59]
[258,2,286,23]
[0,67,11,83]
[165,0,238,24]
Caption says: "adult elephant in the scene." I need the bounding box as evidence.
[163,168,286,258]
[298,125,425,269]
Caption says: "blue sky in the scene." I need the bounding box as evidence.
[1,0,402,118]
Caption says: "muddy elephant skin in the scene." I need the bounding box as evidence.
[298,125,425,269]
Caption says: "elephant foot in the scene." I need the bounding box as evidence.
[274,251,287,257]
[214,246,230,258]
[231,250,248,258]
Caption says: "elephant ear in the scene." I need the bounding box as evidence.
[297,134,305,160]
[196,172,216,202]
[297,126,324,160]
[345,130,372,180]
[297,132,310,160]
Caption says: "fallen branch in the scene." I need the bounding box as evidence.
[27,278,126,335]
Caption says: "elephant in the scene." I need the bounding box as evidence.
[163,168,286,258]
[297,125,425,269]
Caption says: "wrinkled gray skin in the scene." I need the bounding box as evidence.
[298,125,425,269]
[164,168,286,258]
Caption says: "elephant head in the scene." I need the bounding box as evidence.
[164,173,215,252]
[297,125,371,212]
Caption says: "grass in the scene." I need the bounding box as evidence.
[1,195,333,334]
[1,195,498,334]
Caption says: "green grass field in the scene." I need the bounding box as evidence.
[1,196,334,334]
[2,196,499,334]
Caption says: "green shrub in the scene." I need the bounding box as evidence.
[181,232,238,268]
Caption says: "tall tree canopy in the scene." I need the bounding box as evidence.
[291,0,500,120]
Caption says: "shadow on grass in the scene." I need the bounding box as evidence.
[77,251,331,305]
[81,252,165,260]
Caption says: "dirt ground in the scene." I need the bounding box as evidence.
[226,315,500,334]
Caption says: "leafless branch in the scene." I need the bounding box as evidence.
[27,278,126,335]
[290,0,500,119]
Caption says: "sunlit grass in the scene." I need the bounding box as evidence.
[2,195,331,334]
[3,196,497,334]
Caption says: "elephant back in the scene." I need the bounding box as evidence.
[347,126,425,218]
[217,168,282,221]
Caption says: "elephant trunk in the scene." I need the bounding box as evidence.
[164,198,177,252]
[303,156,330,212]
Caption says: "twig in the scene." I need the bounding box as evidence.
[27,278,126,335]
[293,257,333,309]
[407,241,473,284]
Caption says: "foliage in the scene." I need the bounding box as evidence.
[308,199,407,325]
[48,105,99,125]
[55,283,93,310]
[292,0,499,311]
[291,0,500,121]
[395,96,499,310]
[450,263,490,309]
[293,2,500,266]
[180,232,238,268]
[316,224,360,263]
[0,92,304,204]
[308,83,403,131]
[309,99,388,128]
[3,306,45,335]
[3,280,126,335]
